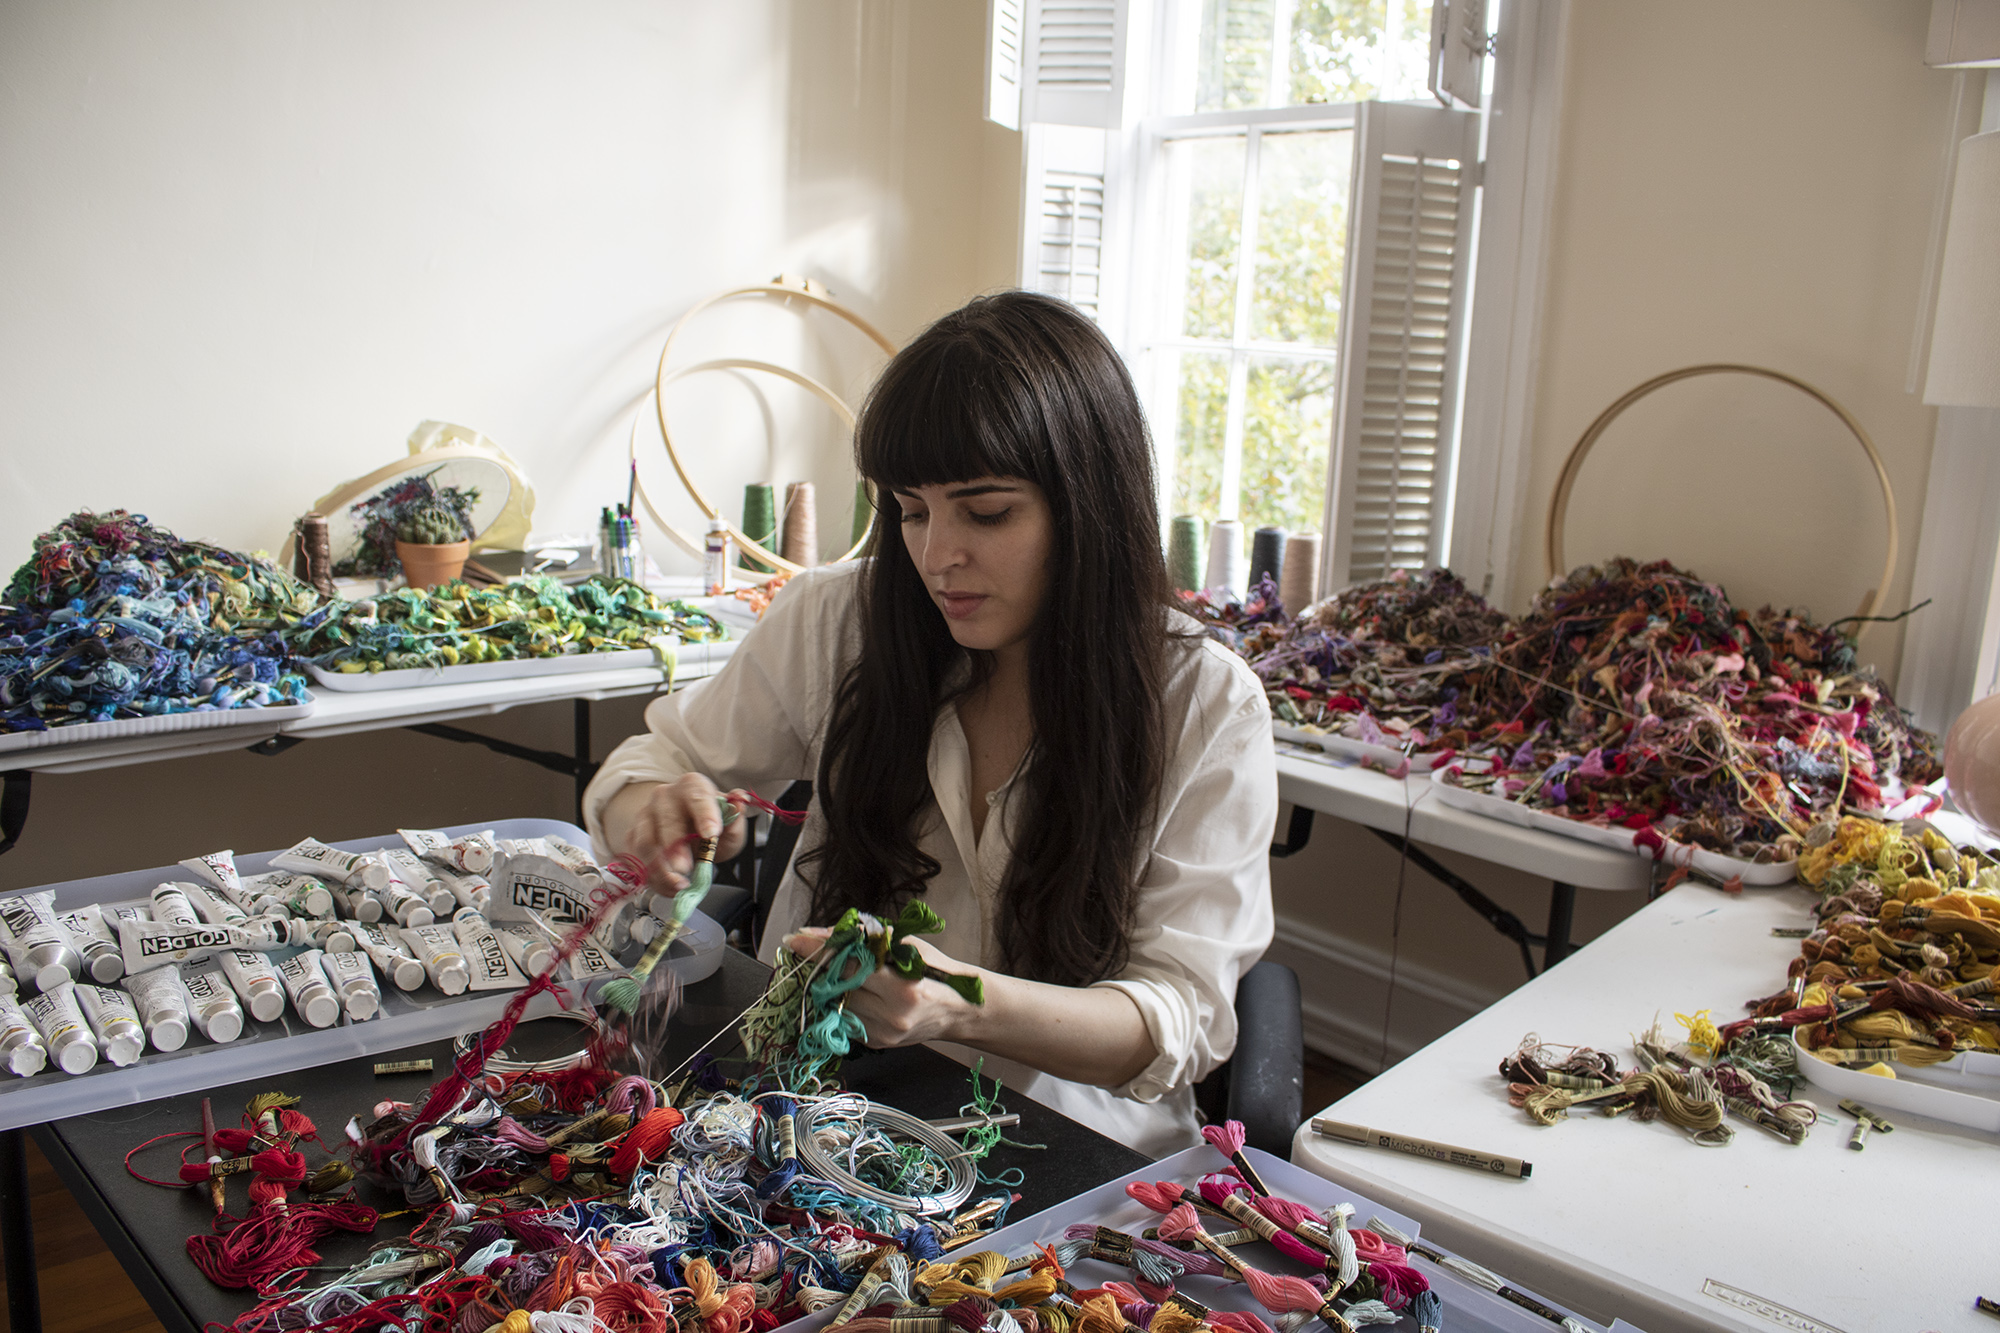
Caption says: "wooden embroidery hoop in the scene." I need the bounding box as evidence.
[1544,363,1899,642]
[649,279,898,577]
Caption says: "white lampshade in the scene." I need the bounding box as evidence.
[1925,129,2000,408]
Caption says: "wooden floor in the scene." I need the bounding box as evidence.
[0,1137,166,1333]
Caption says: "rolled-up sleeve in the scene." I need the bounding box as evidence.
[581,566,858,859]
[1094,641,1276,1102]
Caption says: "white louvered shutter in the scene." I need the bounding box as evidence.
[986,0,1026,129]
[1428,0,1488,110]
[1020,0,1129,130]
[1325,101,1480,588]
[1020,123,1109,320]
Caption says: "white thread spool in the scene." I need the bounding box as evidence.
[1205,519,1244,596]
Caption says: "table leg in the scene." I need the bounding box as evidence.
[1544,881,1577,968]
[1366,827,1543,980]
[1,1126,41,1333]
[0,770,30,857]
[573,698,593,826]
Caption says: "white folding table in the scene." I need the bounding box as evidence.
[1290,874,1996,1333]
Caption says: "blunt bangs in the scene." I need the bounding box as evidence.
[855,316,1052,496]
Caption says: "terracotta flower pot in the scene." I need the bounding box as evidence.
[396,539,471,591]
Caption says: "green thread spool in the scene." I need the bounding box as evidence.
[852,478,873,548]
[740,483,777,573]
[1168,515,1204,594]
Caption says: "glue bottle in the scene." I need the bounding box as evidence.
[704,518,732,596]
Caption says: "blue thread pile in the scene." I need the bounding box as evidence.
[0,510,315,734]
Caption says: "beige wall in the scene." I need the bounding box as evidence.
[1280,0,1963,1070]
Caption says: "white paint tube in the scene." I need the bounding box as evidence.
[0,890,83,992]
[490,921,556,978]
[375,870,435,929]
[242,871,334,919]
[270,837,390,889]
[73,983,147,1066]
[275,949,341,1028]
[565,935,624,982]
[181,962,245,1043]
[321,949,381,1021]
[0,994,48,1076]
[450,914,526,991]
[117,912,296,976]
[351,922,427,992]
[398,924,470,996]
[306,918,358,953]
[385,850,456,916]
[544,837,605,891]
[150,883,202,929]
[178,851,256,914]
[326,883,384,924]
[23,982,97,1075]
[182,881,247,927]
[0,960,14,998]
[120,964,190,1052]
[429,863,490,915]
[218,949,286,1023]
[58,906,125,984]
[399,826,499,874]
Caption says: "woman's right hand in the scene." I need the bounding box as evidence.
[608,774,751,890]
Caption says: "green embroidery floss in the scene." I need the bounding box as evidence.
[741,483,777,573]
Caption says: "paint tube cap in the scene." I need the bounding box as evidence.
[102,1027,145,1066]
[425,888,456,915]
[301,885,333,916]
[320,926,356,953]
[389,957,426,991]
[629,914,659,945]
[54,1029,98,1075]
[403,905,435,928]
[342,986,379,1022]
[88,950,125,985]
[300,987,340,1029]
[431,962,469,997]
[203,1007,244,1043]
[354,896,384,924]
[356,859,391,890]
[241,979,285,1024]
[31,947,79,993]
[7,1038,46,1077]
[147,1014,188,1053]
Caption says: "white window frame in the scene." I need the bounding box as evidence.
[1008,0,1571,605]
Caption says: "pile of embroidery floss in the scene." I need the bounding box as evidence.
[1194,557,1942,866]
[280,575,725,673]
[1,510,316,734]
[1498,1022,1819,1148]
[1731,816,2000,1073]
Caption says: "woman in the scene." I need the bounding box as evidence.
[585,290,1275,1155]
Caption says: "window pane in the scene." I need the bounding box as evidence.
[1169,136,1246,340]
[1172,350,1232,519]
[1195,0,1276,112]
[1238,356,1334,535]
[1290,0,1435,104]
[1250,129,1351,347]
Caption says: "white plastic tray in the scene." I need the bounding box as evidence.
[772,1145,1614,1333]
[0,698,315,755]
[305,635,736,691]
[1793,1032,2000,1133]
[0,817,722,1133]
[1431,765,1798,886]
[1272,721,1444,774]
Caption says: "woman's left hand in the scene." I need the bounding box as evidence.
[783,928,981,1049]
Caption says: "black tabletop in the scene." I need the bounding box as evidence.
[34,947,1152,1333]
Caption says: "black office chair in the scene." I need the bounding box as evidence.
[733,781,1305,1158]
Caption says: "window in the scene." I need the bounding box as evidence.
[1008,0,1490,593]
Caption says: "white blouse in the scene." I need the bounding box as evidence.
[583,562,1276,1158]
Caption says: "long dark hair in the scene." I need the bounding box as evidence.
[799,290,1174,987]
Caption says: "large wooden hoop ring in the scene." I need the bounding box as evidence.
[1545,363,1898,639]
[654,284,897,575]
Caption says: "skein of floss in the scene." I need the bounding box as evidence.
[1205,519,1244,596]
[1280,532,1321,613]
[741,484,777,574]
[1247,527,1286,595]
[1168,515,1204,594]
[781,482,818,568]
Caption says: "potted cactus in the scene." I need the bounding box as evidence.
[394,504,472,590]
